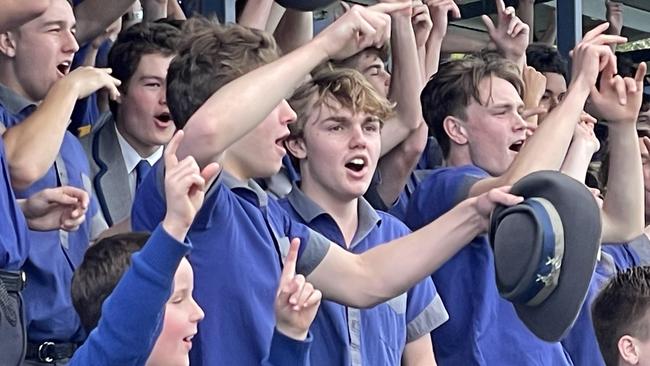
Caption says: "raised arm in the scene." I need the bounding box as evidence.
[73,0,135,45]
[423,0,460,79]
[274,9,314,54]
[179,3,410,168]
[0,0,49,32]
[590,62,646,242]
[238,0,274,30]
[308,187,522,307]
[3,67,120,190]
[468,23,627,197]
[481,0,529,72]
[380,1,425,156]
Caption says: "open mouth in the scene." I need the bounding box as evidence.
[509,140,525,153]
[155,112,172,124]
[345,158,366,172]
[56,61,71,75]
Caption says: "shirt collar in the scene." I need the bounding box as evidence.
[221,171,268,207]
[114,124,163,174]
[0,83,35,115]
[287,182,381,248]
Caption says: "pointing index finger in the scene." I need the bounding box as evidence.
[280,238,301,284]
[164,129,183,168]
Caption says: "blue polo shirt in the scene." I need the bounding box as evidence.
[0,83,103,343]
[131,164,331,365]
[561,235,650,366]
[0,140,28,270]
[278,185,448,365]
[404,165,574,366]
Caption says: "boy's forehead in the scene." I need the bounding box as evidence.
[22,0,75,30]
[476,75,523,107]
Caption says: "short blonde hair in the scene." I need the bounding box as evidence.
[288,67,395,140]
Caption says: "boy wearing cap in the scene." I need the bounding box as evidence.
[131,6,521,366]
[406,22,644,365]
[281,68,446,364]
[592,266,650,366]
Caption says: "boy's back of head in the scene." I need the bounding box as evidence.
[71,232,150,333]
[592,266,650,366]
[166,17,280,129]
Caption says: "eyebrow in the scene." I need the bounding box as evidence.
[489,102,524,111]
[140,75,165,82]
[42,20,76,30]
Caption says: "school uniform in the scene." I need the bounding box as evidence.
[562,235,650,366]
[405,165,574,366]
[279,185,448,365]
[0,83,106,364]
[132,165,330,365]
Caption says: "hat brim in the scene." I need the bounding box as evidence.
[491,171,602,342]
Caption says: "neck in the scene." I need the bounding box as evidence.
[447,146,473,168]
[0,64,38,103]
[115,120,158,158]
[300,178,359,248]
[221,156,251,182]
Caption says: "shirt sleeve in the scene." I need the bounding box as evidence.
[279,207,331,277]
[628,234,650,266]
[69,225,191,366]
[261,328,312,366]
[405,277,449,343]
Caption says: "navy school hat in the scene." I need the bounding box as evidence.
[488,170,602,342]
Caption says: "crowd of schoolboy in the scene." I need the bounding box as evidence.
[1,0,650,365]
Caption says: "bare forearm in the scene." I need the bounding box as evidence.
[238,0,274,30]
[166,0,186,20]
[179,40,330,167]
[560,140,594,181]
[4,81,77,190]
[602,124,645,242]
[402,335,437,366]
[74,0,135,45]
[382,15,424,155]
[376,123,427,206]
[313,199,483,307]
[516,0,535,43]
[424,33,443,80]
[142,0,167,22]
[0,0,49,32]
[274,10,313,53]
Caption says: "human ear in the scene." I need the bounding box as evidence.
[443,116,468,146]
[0,32,17,58]
[285,137,307,159]
[618,335,640,364]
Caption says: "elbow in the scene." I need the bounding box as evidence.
[8,161,45,191]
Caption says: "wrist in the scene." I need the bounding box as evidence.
[162,216,190,242]
[275,324,308,341]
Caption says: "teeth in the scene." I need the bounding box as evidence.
[349,158,364,165]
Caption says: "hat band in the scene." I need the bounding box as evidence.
[510,198,565,306]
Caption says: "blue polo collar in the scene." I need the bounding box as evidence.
[0,83,35,116]
[286,182,381,249]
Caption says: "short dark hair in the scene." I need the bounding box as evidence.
[167,17,280,129]
[592,266,650,366]
[71,232,150,333]
[107,21,181,116]
[526,43,568,80]
[420,54,523,157]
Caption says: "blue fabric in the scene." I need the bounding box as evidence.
[404,165,574,366]
[0,98,99,343]
[263,329,312,366]
[279,190,442,365]
[131,163,330,366]
[561,243,643,366]
[69,224,190,366]
[0,139,28,270]
[135,160,152,189]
